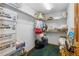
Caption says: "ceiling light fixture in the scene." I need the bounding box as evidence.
[43,3,52,10]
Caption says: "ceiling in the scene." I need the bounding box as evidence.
[24,3,69,14]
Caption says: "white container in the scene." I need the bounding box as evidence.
[58,37,66,49]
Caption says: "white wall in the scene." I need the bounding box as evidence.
[47,32,66,45]
[17,13,35,52]
[46,12,67,45]
[47,3,74,45]
[46,4,74,45]
[67,3,74,34]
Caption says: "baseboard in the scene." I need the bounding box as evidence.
[48,43,59,46]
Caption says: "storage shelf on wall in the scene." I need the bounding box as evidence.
[45,17,67,22]
[0,6,17,56]
[46,28,68,33]
[0,16,17,22]
[45,16,67,33]
[0,47,16,56]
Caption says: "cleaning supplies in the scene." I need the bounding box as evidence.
[16,41,25,51]
[68,28,74,46]
[58,36,66,49]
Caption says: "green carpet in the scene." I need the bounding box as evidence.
[26,44,60,56]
